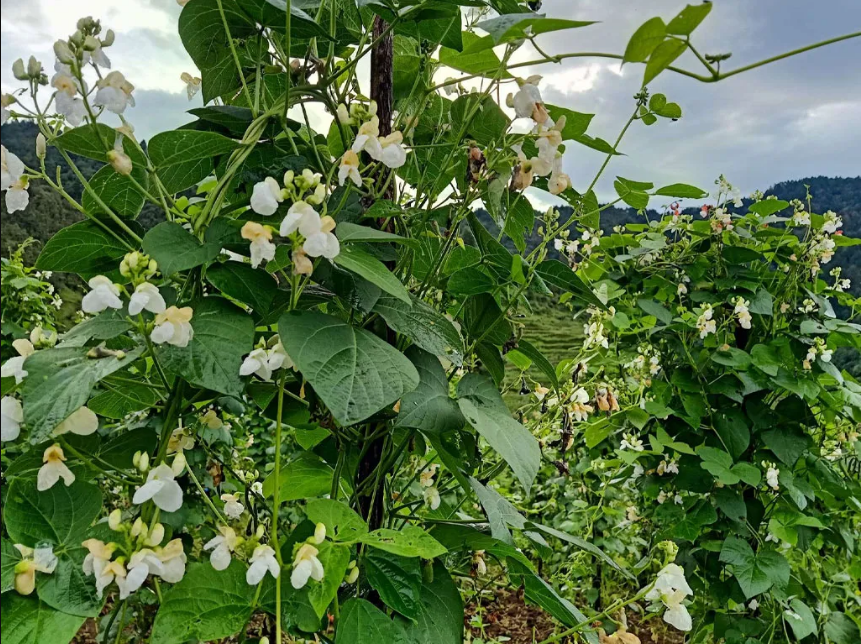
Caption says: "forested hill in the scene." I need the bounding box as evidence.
[2,121,859,291]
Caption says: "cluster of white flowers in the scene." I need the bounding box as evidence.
[710,207,733,234]
[809,233,836,266]
[657,458,679,475]
[290,522,328,589]
[645,563,694,631]
[583,306,614,350]
[714,175,744,208]
[239,335,295,381]
[763,461,780,491]
[657,489,684,505]
[822,210,843,234]
[420,463,441,510]
[829,267,851,292]
[803,337,833,370]
[733,296,752,330]
[570,387,595,422]
[696,304,716,339]
[791,209,811,227]
[798,298,818,314]
[624,344,662,383]
[620,432,644,452]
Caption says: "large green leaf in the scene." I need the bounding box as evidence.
[457,374,540,493]
[1,593,85,644]
[395,561,463,644]
[623,17,666,63]
[535,260,602,307]
[54,123,145,164]
[81,163,148,219]
[825,612,861,644]
[396,347,465,437]
[666,3,713,35]
[365,549,423,620]
[4,479,102,547]
[334,246,411,304]
[308,542,351,618]
[150,561,256,644]
[206,261,277,315]
[278,311,419,425]
[719,537,790,599]
[643,38,687,85]
[142,222,221,276]
[336,598,403,644]
[262,451,337,501]
[439,32,511,78]
[158,297,253,396]
[305,499,368,542]
[468,477,526,545]
[87,376,162,419]
[59,310,133,348]
[35,221,135,277]
[785,598,817,640]
[476,13,595,44]
[37,547,103,617]
[359,525,447,559]
[149,130,239,193]
[373,295,464,365]
[21,346,141,442]
[714,408,750,460]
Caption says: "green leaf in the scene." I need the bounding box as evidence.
[623,17,666,63]
[1,539,20,592]
[81,163,147,218]
[4,479,102,547]
[439,32,511,78]
[305,499,368,542]
[142,222,221,276]
[360,525,447,559]
[334,246,410,304]
[654,183,708,198]
[535,260,603,308]
[825,613,861,644]
[262,451,336,500]
[365,549,423,620]
[308,542,351,618]
[503,194,535,254]
[396,347,465,437]
[614,178,650,210]
[514,339,559,390]
[98,427,158,469]
[149,130,239,193]
[158,297,252,396]
[206,261,277,315]
[476,13,595,44]
[150,561,256,644]
[719,537,790,599]
[469,478,526,545]
[450,94,510,146]
[21,346,141,442]
[748,289,774,316]
[88,377,161,419]
[750,344,781,376]
[54,123,144,164]
[336,221,415,247]
[458,374,540,493]
[278,311,419,425]
[748,199,789,217]
[336,598,403,643]
[714,488,747,522]
[447,267,494,296]
[785,598,817,640]
[59,310,133,348]
[545,104,594,140]
[643,38,687,85]
[714,408,751,460]
[506,559,599,643]
[673,501,717,542]
[530,523,634,580]
[1,593,85,644]
[37,548,103,617]
[395,561,463,644]
[711,347,752,369]
[462,294,512,347]
[373,295,464,365]
[761,429,809,466]
[666,3,713,35]
[36,221,135,277]
[637,298,673,325]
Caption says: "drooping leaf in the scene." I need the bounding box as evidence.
[364,549,423,620]
[395,561,463,644]
[476,13,595,44]
[36,221,137,277]
[373,295,464,365]
[396,347,465,437]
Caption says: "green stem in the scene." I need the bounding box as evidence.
[272,375,287,642]
[216,0,255,113]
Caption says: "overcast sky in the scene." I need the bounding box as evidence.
[2,0,859,204]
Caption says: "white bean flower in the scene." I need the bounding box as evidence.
[378,131,408,168]
[280,201,340,259]
[133,463,184,512]
[151,306,194,348]
[645,563,694,632]
[2,396,24,442]
[241,221,276,268]
[352,116,384,159]
[696,305,716,339]
[129,283,166,316]
[53,406,99,436]
[511,77,549,124]
[2,145,30,213]
[38,444,76,491]
[221,493,245,519]
[290,543,324,589]
[155,539,187,583]
[13,544,58,595]
[250,176,285,216]
[1,94,13,125]
[81,538,117,598]
[180,72,201,100]
[423,486,441,510]
[570,388,594,422]
[247,545,281,585]
[1,338,34,384]
[82,276,123,314]
[765,463,780,491]
[204,526,239,571]
[51,66,87,126]
[93,71,135,114]
[547,156,571,196]
[620,432,644,452]
[733,297,752,330]
[338,149,362,187]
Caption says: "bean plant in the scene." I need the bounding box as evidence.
[1,2,859,643]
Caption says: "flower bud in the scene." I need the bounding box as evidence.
[107,149,133,176]
[83,35,100,52]
[260,638,270,644]
[171,451,187,476]
[313,522,326,545]
[27,56,42,78]
[12,58,27,80]
[131,517,146,537]
[145,522,165,546]
[53,40,75,65]
[345,566,360,584]
[138,451,150,473]
[101,29,115,47]
[108,509,123,531]
[36,133,47,159]
[132,451,142,468]
[69,30,85,47]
